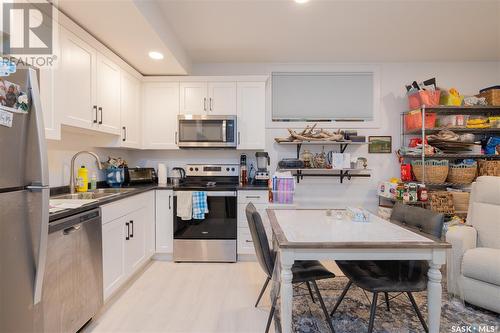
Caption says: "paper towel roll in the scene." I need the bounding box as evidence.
[158,163,167,185]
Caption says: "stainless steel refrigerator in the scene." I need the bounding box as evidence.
[0,66,49,332]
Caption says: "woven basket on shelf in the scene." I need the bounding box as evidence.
[477,88,500,106]
[478,160,500,176]
[447,163,477,184]
[451,191,470,214]
[411,160,449,183]
[429,191,455,214]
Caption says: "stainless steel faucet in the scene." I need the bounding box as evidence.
[70,151,103,193]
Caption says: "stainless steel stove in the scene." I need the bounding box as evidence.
[173,164,239,262]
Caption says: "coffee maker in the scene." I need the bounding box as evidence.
[254,152,270,186]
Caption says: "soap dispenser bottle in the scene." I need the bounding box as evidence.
[77,165,88,192]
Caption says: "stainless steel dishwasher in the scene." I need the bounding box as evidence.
[42,208,103,333]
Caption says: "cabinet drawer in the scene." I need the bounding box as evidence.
[237,203,270,229]
[101,191,154,224]
[238,190,268,204]
[237,228,255,254]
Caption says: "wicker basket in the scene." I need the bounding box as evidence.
[478,88,500,106]
[429,191,455,214]
[451,191,470,214]
[411,160,449,183]
[447,163,477,184]
[478,160,500,176]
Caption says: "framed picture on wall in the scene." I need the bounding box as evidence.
[368,136,392,153]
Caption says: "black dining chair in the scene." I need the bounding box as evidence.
[331,203,444,333]
[245,203,336,333]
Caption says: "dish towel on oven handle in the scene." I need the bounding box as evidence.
[192,191,208,219]
[176,191,193,220]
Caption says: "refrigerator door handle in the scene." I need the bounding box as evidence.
[26,185,50,304]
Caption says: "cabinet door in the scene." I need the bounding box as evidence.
[102,218,126,300]
[207,82,236,115]
[120,71,141,148]
[39,65,60,140]
[237,82,266,150]
[179,82,207,115]
[96,53,121,135]
[124,208,146,275]
[143,82,179,149]
[155,190,174,254]
[57,28,96,130]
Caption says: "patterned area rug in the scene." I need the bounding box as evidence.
[273,277,500,333]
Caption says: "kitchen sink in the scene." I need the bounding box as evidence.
[52,188,136,201]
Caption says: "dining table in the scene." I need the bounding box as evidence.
[266,208,451,333]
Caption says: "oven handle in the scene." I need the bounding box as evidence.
[174,191,237,197]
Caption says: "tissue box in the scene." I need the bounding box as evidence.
[346,207,370,222]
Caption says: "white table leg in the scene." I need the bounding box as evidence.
[280,251,294,333]
[427,261,443,333]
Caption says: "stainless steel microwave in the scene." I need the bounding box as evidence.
[177,115,237,148]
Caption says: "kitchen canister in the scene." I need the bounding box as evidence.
[158,163,167,185]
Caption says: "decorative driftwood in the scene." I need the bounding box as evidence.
[274,124,345,143]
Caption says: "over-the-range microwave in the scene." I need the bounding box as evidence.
[177,115,237,148]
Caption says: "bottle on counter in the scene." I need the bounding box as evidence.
[76,165,88,192]
[240,154,248,186]
[90,173,97,191]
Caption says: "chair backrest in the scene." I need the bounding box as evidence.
[390,203,444,238]
[245,203,274,278]
[467,176,500,248]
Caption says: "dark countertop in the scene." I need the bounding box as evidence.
[49,183,268,222]
[49,184,172,222]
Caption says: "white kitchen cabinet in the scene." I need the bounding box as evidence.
[237,190,271,256]
[142,82,180,149]
[179,82,207,115]
[119,71,141,148]
[208,82,237,115]
[56,27,97,130]
[155,190,174,254]
[124,207,147,275]
[39,64,60,140]
[101,192,155,300]
[95,53,121,135]
[237,82,266,150]
[102,217,126,299]
[180,81,236,115]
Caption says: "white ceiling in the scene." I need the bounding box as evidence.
[158,0,500,63]
[55,0,500,75]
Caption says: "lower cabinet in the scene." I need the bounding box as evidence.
[101,192,154,300]
[237,191,272,256]
[155,190,174,254]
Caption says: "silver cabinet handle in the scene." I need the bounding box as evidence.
[168,195,171,210]
[93,105,98,123]
[203,97,207,111]
[245,240,253,243]
[175,131,178,145]
[238,131,241,145]
[246,195,261,199]
[210,98,213,111]
[130,220,134,238]
[122,126,126,142]
[126,222,130,240]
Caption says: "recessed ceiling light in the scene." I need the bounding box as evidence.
[148,51,164,60]
[294,0,309,3]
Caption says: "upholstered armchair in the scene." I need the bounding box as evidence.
[446,176,500,313]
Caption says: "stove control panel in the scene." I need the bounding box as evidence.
[186,164,239,177]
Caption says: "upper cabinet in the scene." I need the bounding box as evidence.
[95,53,121,135]
[180,81,236,115]
[142,82,180,149]
[56,27,96,131]
[120,71,141,148]
[237,82,266,150]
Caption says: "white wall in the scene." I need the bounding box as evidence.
[47,129,134,187]
[129,61,500,210]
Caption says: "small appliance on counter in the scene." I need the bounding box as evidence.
[171,167,186,187]
[254,152,270,185]
[240,154,247,185]
[124,167,158,186]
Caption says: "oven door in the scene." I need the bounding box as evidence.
[173,191,237,240]
[177,115,236,148]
